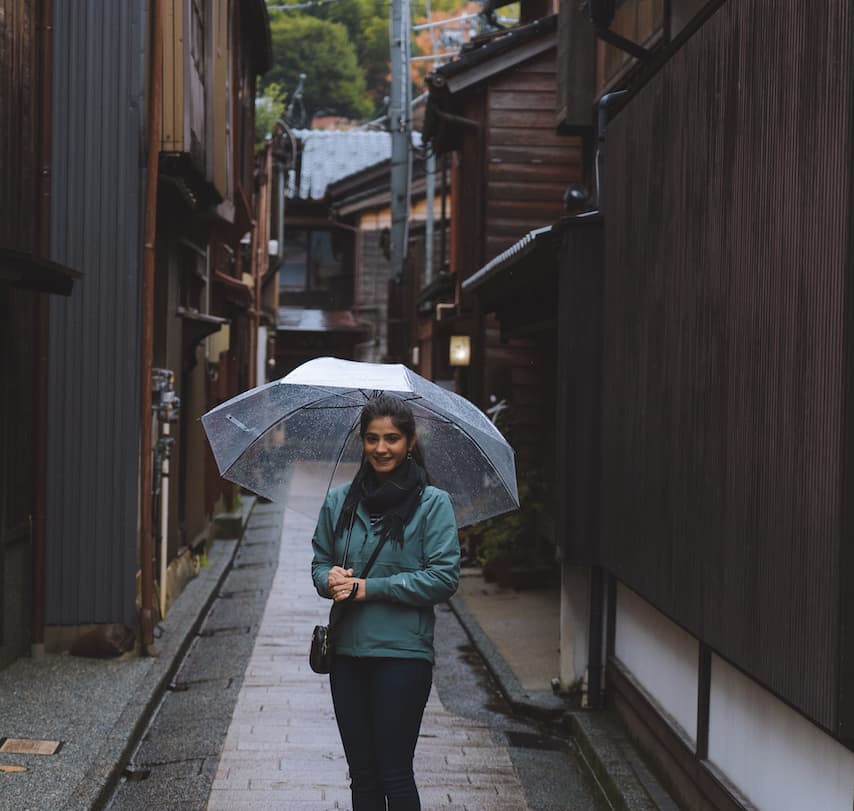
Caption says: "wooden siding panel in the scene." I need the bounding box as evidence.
[482,53,581,265]
[1,0,37,254]
[488,162,581,183]
[600,0,854,734]
[487,180,570,203]
[161,0,176,149]
[488,107,558,129]
[488,144,583,165]
[211,0,228,196]
[489,89,557,110]
[489,126,570,147]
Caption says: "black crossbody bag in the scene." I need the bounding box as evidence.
[310,510,390,674]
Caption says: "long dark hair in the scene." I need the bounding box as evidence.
[359,394,428,472]
[333,395,429,540]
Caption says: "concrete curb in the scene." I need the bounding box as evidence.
[66,498,257,810]
[447,592,565,721]
[448,590,678,811]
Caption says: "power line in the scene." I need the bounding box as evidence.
[267,0,346,10]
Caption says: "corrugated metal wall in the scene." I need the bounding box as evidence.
[601,0,854,733]
[47,0,147,625]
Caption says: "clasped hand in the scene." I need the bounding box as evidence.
[327,566,366,603]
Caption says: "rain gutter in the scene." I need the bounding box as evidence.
[139,0,163,655]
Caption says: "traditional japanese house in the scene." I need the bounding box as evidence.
[271,129,391,376]
[0,0,81,667]
[154,0,271,613]
[326,152,453,377]
[424,14,584,608]
[554,1,854,808]
[4,0,274,658]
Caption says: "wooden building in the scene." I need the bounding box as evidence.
[0,0,81,667]
[327,155,454,376]
[553,1,854,808]
[0,1,273,663]
[269,129,393,377]
[424,13,583,561]
[154,0,272,610]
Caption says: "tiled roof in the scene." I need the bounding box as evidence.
[288,129,391,200]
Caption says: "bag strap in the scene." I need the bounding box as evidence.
[328,511,392,627]
[358,530,389,579]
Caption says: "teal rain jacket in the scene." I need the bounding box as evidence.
[311,483,461,664]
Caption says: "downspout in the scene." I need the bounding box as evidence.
[140,0,163,655]
[32,0,53,657]
[440,153,448,272]
[424,152,436,288]
[595,90,627,214]
[587,565,606,708]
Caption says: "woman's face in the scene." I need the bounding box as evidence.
[362,416,415,479]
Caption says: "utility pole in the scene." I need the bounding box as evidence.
[389,0,412,363]
[389,0,412,284]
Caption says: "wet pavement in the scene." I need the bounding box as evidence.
[107,500,607,810]
[0,490,674,810]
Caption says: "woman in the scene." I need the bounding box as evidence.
[311,394,461,811]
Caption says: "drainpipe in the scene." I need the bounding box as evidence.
[587,565,606,708]
[140,0,163,655]
[424,152,436,288]
[32,0,53,657]
[595,90,627,215]
[440,153,448,272]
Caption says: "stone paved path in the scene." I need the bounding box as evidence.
[208,506,530,810]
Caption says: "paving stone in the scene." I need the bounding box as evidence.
[206,504,531,810]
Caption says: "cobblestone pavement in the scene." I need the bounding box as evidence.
[207,507,532,811]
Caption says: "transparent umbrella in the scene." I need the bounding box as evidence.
[201,357,519,527]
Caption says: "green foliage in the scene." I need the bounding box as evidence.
[265,0,475,121]
[265,14,373,121]
[477,476,544,567]
[255,81,288,148]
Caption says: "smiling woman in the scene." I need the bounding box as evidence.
[362,416,413,478]
[310,394,460,811]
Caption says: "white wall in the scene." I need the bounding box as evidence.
[709,654,854,811]
[615,583,699,743]
[560,563,590,687]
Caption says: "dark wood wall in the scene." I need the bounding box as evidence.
[484,52,583,260]
[1,0,41,254]
[600,0,854,738]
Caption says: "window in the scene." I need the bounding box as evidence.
[279,228,354,308]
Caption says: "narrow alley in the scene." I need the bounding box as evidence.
[105,498,609,810]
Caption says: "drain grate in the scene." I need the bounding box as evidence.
[504,731,566,751]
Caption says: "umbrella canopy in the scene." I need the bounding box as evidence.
[201,357,519,528]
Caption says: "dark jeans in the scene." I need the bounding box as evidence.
[330,656,433,811]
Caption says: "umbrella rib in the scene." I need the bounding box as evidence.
[221,388,360,476]
[324,413,362,497]
[415,404,518,503]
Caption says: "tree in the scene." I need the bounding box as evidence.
[255,82,288,148]
[265,15,373,122]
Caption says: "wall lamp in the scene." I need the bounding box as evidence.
[449,335,471,367]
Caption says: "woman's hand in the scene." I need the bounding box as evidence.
[327,566,354,590]
[330,576,367,603]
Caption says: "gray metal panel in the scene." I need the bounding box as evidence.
[47,0,147,625]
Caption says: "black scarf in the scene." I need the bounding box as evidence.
[335,457,427,546]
